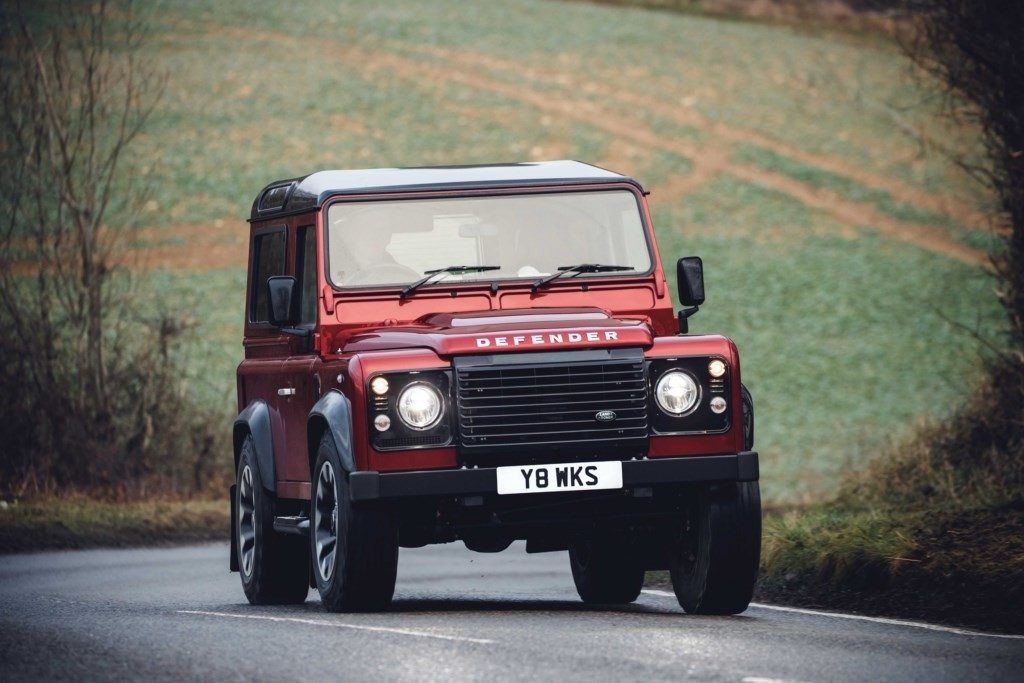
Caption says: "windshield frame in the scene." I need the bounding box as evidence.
[321,183,656,293]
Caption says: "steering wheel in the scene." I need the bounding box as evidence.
[345,262,421,286]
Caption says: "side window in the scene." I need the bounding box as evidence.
[297,226,318,325]
[250,229,286,323]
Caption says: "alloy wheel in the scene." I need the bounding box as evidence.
[238,465,256,577]
[314,461,339,581]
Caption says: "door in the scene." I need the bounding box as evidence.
[239,225,293,489]
[275,224,321,485]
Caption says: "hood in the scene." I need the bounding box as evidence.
[340,307,653,357]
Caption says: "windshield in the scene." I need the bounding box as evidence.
[325,190,652,288]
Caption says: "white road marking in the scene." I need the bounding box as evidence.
[641,590,1024,640]
[177,609,495,644]
[742,677,806,683]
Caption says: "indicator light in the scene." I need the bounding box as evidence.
[370,377,390,395]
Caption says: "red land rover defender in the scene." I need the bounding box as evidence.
[231,161,760,613]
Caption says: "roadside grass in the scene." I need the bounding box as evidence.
[754,364,1023,633]
[754,474,1024,632]
[0,497,227,554]
[761,506,916,589]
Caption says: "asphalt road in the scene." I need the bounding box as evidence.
[1,542,1022,682]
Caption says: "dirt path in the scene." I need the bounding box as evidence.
[128,219,247,270]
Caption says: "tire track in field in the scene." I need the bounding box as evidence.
[355,41,987,265]
[179,22,988,266]
[397,42,991,234]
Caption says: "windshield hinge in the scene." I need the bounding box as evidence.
[321,284,335,315]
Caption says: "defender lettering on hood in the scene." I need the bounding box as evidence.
[475,330,619,348]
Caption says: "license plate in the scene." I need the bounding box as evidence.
[496,460,623,495]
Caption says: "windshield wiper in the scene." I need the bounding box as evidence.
[531,263,634,293]
[400,265,501,299]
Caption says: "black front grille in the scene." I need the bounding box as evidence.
[454,348,649,462]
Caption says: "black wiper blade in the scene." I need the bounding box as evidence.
[400,265,501,299]
[531,263,634,293]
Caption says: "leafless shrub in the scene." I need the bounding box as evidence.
[902,1,1024,359]
[843,1,1024,510]
[0,1,222,497]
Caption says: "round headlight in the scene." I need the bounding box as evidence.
[396,382,443,430]
[655,371,700,415]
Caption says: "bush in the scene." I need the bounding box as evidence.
[0,1,225,498]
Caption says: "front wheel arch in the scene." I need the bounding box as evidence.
[307,390,356,478]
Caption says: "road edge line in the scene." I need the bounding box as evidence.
[640,589,1024,640]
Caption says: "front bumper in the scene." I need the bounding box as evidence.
[349,451,758,502]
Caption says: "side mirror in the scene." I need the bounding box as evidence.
[676,256,704,334]
[266,275,299,327]
[677,256,705,306]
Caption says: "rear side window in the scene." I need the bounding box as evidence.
[250,229,286,323]
[297,226,318,325]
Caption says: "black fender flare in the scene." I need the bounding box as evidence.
[740,384,754,451]
[307,389,356,475]
[233,400,276,493]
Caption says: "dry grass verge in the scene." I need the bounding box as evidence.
[756,361,1023,633]
[755,504,1024,633]
[0,496,228,554]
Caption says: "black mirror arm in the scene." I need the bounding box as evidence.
[678,305,699,334]
[279,326,312,351]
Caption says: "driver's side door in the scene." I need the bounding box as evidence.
[239,225,293,489]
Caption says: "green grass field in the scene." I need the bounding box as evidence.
[128,0,1001,502]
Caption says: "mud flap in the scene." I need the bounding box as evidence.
[229,484,238,572]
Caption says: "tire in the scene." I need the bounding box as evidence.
[670,482,761,615]
[235,437,309,605]
[569,538,645,604]
[311,434,398,612]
